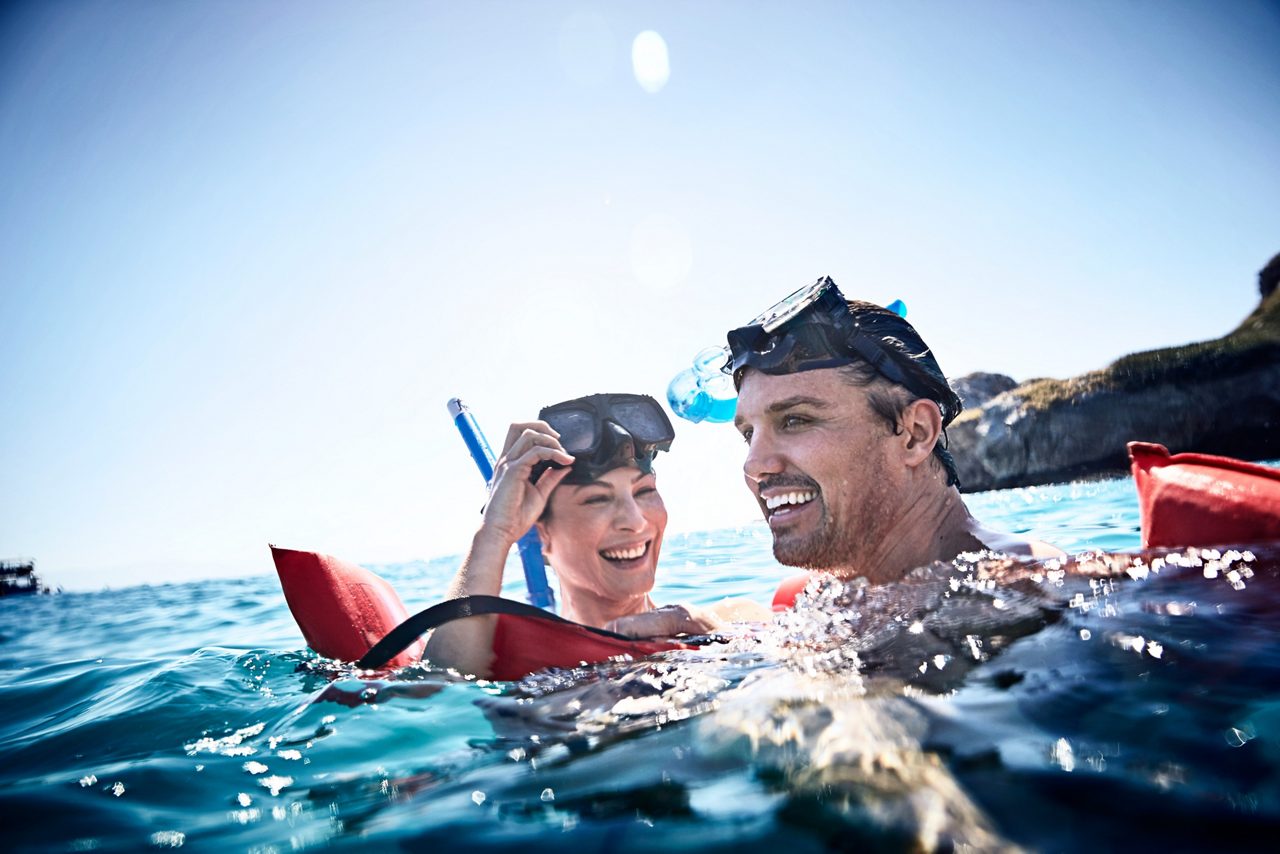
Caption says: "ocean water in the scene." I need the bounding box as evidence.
[4,472,1280,851]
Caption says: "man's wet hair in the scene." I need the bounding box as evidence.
[838,299,962,488]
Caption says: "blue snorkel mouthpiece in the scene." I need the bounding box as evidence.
[666,346,737,424]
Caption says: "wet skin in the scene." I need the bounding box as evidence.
[735,367,911,573]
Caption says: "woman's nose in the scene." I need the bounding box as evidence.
[614,495,646,530]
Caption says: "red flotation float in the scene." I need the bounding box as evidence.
[1128,442,1280,549]
[271,546,686,678]
[772,572,812,611]
[273,546,425,669]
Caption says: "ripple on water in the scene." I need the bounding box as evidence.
[3,480,1280,849]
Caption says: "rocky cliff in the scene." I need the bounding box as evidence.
[948,277,1280,492]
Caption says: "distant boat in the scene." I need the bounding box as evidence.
[0,559,49,596]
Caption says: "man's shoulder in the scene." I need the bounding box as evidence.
[969,521,1066,560]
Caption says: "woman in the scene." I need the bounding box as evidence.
[424,393,764,678]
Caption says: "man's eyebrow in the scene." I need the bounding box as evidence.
[735,395,832,428]
[766,396,832,413]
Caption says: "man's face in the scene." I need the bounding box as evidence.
[733,367,903,574]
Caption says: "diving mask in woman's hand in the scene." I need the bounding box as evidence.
[533,393,674,485]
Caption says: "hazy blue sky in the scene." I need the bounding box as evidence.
[3,1,1278,590]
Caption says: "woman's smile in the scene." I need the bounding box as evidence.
[600,540,652,564]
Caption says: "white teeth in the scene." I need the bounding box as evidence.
[601,543,647,560]
[764,491,817,511]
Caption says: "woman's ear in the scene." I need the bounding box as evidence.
[535,521,552,558]
[900,398,942,469]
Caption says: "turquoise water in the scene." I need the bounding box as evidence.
[4,472,1280,851]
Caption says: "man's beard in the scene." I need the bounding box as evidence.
[771,499,867,572]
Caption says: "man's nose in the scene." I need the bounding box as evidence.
[744,431,784,484]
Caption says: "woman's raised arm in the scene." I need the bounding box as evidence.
[422,421,574,677]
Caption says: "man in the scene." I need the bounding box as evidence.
[608,277,1059,638]
[727,276,1062,584]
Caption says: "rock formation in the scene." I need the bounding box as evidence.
[948,372,1017,411]
[948,262,1280,492]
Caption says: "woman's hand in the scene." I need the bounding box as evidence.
[605,603,719,638]
[605,597,772,639]
[479,421,576,544]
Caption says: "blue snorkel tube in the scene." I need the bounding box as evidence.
[447,398,556,611]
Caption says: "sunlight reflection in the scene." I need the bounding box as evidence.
[632,30,670,93]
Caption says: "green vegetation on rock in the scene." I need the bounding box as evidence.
[955,279,1280,422]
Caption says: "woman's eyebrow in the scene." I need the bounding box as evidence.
[574,480,614,491]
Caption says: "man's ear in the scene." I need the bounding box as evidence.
[899,398,942,469]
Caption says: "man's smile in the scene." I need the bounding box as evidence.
[764,490,817,512]
[757,480,822,528]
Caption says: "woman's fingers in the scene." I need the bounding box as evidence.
[606,605,713,638]
[481,441,574,541]
[532,463,573,499]
[496,427,572,475]
[479,420,576,540]
[501,439,574,478]
[501,421,560,455]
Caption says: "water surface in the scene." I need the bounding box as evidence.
[3,472,1279,851]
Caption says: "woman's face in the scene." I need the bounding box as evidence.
[536,465,667,609]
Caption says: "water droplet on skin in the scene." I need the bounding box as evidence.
[472,790,486,806]
[541,788,555,802]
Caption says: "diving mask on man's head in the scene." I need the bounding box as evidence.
[724,276,962,426]
[536,393,675,485]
